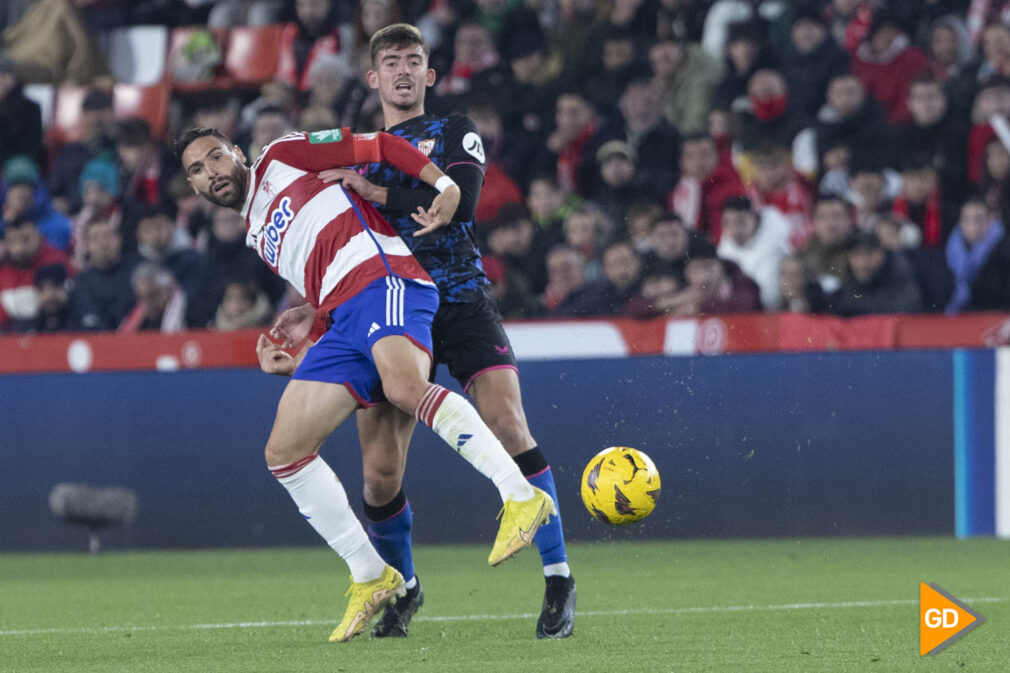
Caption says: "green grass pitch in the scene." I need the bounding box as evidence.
[1,538,1007,672]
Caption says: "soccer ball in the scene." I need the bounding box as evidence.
[580,447,661,525]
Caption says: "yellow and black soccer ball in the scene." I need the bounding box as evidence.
[580,447,660,525]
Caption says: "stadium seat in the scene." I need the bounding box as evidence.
[224,25,283,87]
[113,82,170,140]
[166,26,232,92]
[106,25,169,85]
[49,85,89,145]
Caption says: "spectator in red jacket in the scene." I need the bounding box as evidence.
[967,76,1010,186]
[0,215,71,332]
[668,132,744,244]
[892,154,944,248]
[276,0,348,93]
[468,101,523,224]
[850,9,929,124]
[822,0,873,54]
[535,90,598,195]
[744,142,814,248]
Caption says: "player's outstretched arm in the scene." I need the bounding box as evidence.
[318,150,460,232]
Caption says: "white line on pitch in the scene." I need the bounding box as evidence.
[0,597,1003,637]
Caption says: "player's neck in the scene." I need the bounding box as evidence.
[231,166,252,214]
[383,103,425,129]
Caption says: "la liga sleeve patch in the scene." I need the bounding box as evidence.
[461,131,485,164]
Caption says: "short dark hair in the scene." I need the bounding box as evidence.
[651,212,684,228]
[82,217,116,239]
[961,196,991,213]
[910,71,942,90]
[682,132,715,146]
[116,118,152,147]
[899,152,936,173]
[722,195,754,213]
[369,23,429,66]
[814,193,851,211]
[173,127,233,160]
[527,172,560,190]
[4,214,36,231]
[749,142,789,161]
[255,104,289,119]
[136,202,175,223]
[846,231,881,251]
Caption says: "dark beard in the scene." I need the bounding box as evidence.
[205,167,248,208]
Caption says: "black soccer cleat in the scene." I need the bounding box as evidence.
[536,575,576,639]
[371,577,424,638]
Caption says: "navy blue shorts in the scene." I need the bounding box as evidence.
[293,276,439,406]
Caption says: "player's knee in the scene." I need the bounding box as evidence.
[363,468,402,505]
[381,380,426,415]
[264,437,304,467]
[487,409,532,454]
[264,441,285,467]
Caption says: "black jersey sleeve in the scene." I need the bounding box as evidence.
[385,163,484,221]
[384,116,487,222]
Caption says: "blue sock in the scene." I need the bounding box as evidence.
[363,490,415,582]
[515,448,568,567]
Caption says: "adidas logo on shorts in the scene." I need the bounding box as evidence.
[368,322,381,337]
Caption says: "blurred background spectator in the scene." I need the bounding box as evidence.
[0,215,71,331]
[0,56,42,166]
[70,217,138,331]
[119,262,186,333]
[827,230,924,316]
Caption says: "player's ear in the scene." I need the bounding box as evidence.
[233,145,247,165]
[366,69,379,90]
[425,68,435,87]
[187,176,198,195]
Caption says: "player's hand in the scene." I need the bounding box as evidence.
[411,184,460,236]
[270,303,314,348]
[319,168,383,202]
[256,334,296,377]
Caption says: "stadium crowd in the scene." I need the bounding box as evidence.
[3,0,1010,333]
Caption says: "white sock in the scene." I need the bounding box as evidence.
[270,454,387,582]
[543,562,571,578]
[416,384,534,503]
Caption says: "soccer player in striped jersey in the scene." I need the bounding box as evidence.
[175,126,555,642]
[312,24,577,639]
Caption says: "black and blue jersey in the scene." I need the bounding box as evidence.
[362,114,488,303]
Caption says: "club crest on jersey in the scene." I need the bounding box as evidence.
[261,180,277,199]
[262,196,294,266]
[417,139,435,156]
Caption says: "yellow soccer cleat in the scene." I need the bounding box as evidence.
[488,487,557,567]
[329,565,406,642]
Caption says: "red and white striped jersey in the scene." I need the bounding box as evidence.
[239,128,436,315]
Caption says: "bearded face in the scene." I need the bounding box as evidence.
[181,135,249,209]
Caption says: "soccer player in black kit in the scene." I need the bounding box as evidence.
[319,24,576,639]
